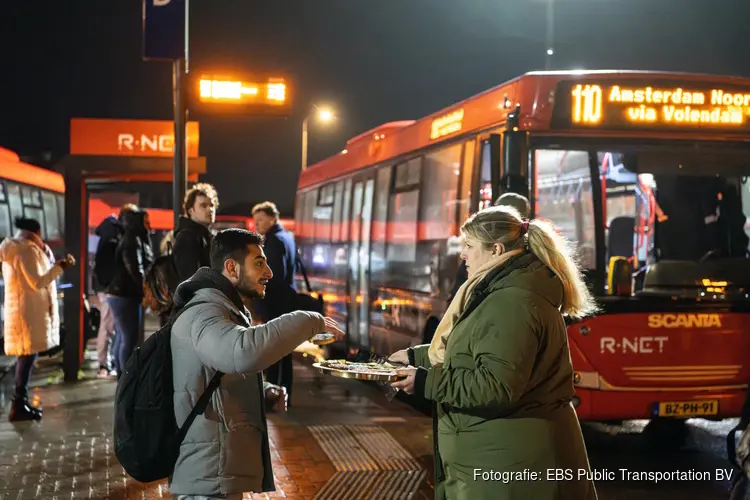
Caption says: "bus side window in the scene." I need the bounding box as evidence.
[0,205,10,240]
[478,141,492,210]
[314,184,334,243]
[0,183,10,239]
[371,166,392,284]
[420,143,462,240]
[6,183,23,222]
[331,181,344,242]
[385,158,422,290]
[341,178,352,241]
[56,194,65,235]
[42,191,61,240]
[458,139,475,224]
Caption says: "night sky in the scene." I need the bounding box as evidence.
[1,0,748,216]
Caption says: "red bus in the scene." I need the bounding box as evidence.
[295,70,750,439]
[213,214,296,233]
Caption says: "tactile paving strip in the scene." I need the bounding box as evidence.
[308,425,426,499]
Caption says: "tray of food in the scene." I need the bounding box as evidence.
[312,359,406,382]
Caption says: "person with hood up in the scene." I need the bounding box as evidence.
[0,217,75,422]
[106,207,151,376]
[390,206,598,500]
[169,228,344,499]
[91,206,133,378]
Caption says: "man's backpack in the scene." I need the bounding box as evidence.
[143,243,181,315]
[113,301,223,483]
[93,235,120,289]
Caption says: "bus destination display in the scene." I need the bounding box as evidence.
[550,79,750,132]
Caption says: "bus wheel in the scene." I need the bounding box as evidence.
[644,418,689,450]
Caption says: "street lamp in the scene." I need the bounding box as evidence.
[302,106,335,170]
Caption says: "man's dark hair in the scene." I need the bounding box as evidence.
[183,182,219,216]
[14,217,41,234]
[210,228,264,272]
[494,192,531,218]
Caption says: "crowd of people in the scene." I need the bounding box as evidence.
[0,184,599,499]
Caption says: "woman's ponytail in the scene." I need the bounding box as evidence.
[526,219,597,319]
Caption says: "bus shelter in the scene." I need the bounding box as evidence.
[56,118,205,382]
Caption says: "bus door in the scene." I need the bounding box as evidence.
[347,176,375,350]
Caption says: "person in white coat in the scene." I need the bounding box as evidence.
[0,218,75,422]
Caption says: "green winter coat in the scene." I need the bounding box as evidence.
[409,252,597,500]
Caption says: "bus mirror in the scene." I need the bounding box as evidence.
[500,127,530,199]
[489,134,501,205]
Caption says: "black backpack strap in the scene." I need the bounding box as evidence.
[169,299,227,443]
[176,370,224,443]
[296,251,313,293]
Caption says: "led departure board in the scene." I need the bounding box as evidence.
[550,79,750,132]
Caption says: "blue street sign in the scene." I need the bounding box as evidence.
[142,0,186,61]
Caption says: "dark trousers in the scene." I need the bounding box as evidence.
[108,296,143,373]
[14,354,38,401]
[265,354,294,405]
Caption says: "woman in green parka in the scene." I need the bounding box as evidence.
[390,206,598,500]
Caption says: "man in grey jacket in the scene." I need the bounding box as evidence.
[169,228,343,499]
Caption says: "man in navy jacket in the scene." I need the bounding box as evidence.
[252,201,299,405]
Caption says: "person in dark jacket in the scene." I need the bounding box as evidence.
[172,183,217,284]
[168,228,344,498]
[106,208,151,377]
[92,213,124,378]
[446,192,530,305]
[252,201,299,405]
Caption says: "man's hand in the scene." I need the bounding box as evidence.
[388,349,409,365]
[322,317,345,341]
[391,367,418,395]
[57,253,76,269]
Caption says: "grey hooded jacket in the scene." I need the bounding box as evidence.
[168,268,325,497]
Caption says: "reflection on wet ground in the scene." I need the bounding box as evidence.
[0,344,742,499]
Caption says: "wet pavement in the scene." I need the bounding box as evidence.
[0,343,744,499]
[0,347,434,500]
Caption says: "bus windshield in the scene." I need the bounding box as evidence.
[535,149,750,288]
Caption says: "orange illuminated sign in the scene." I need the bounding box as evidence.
[430,108,464,140]
[70,118,200,158]
[190,75,293,117]
[552,80,750,132]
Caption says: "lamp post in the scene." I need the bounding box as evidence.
[301,106,334,170]
[545,0,555,70]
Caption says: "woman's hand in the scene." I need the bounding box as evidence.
[391,367,418,395]
[57,254,76,269]
[388,349,409,365]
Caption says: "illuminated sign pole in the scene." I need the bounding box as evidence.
[143,0,189,227]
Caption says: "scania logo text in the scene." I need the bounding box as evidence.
[647,313,722,329]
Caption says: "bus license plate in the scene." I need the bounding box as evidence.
[656,400,719,417]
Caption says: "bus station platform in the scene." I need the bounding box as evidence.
[0,346,435,499]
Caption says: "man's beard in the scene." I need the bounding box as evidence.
[236,270,264,301]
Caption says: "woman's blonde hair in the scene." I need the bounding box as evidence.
[460,206,597,319]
